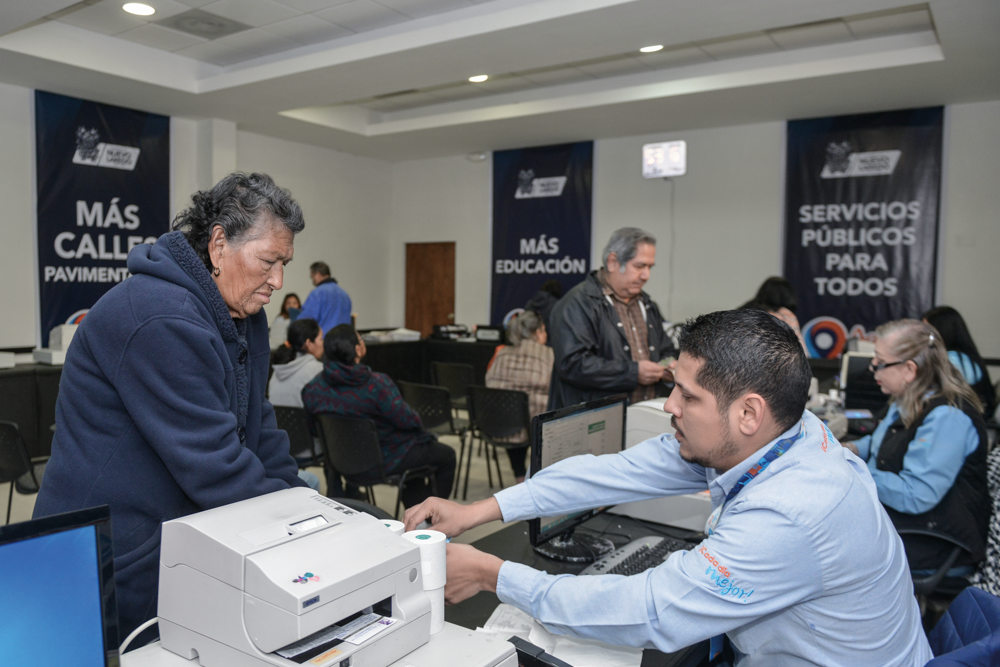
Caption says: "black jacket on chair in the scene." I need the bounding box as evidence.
[547,271,677,410]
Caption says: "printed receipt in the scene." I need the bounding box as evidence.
[276,613,384,658]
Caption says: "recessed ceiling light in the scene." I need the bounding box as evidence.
[123,3,155,16]
[639,45,664,53]
[468,75,488,83]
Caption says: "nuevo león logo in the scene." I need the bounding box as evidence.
[72,126,141,171]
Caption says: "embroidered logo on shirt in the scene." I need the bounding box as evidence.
[699,547,754,601]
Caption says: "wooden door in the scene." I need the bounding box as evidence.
[405,242,455,338]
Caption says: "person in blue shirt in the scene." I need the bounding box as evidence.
[297,260,352,333]
[404,309,931,666]
[923,305,995,417]
[845,318,989,574]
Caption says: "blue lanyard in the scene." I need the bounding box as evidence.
[706,423,804,535]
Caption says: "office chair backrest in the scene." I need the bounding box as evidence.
[273,406,315,458]
[0,421,32,486]
[398,381,453,431]
[466,386,530,440]
[431,362,475,399]
[315,414,384,477]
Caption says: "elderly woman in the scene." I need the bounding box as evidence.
[845,319,989,574]
[34,173,307,643]
[485,310,554,483]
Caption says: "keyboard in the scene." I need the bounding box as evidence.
[579,535,695,576]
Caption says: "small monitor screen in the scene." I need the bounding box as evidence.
[529,395,627,547]
[0,506,117,666]
[841,352,889,412]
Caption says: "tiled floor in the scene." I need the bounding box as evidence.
[1,418,515,545]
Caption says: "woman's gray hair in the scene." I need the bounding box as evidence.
[506,310,543,345]
[603,227,656,271]
[171,172,305,271]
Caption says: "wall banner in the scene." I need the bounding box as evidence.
[783,108,942,358]
[491,142,593,325]
[35,90,170,347]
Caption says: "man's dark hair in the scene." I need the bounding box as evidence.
[679,309,811,432]
[754,276,798,313]
[310,261,331,278]
[325,324,359,365]
[541,279,563,299]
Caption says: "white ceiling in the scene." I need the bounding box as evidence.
[0,0,997,162]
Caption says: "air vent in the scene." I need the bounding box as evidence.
[155,9,251,40]
[374,89,420,99]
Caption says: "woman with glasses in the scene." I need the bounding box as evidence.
[844,319,989,574]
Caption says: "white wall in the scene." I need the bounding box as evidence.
[0,82,39,348]
[238,131,395,330]
[389,101,1000,357]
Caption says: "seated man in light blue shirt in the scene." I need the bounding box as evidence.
[404,309,931,667]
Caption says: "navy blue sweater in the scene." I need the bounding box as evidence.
[33,231,304,641]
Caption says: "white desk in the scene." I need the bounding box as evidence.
[122,622,517,667]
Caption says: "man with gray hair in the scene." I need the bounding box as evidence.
[547,227,676,409]
[298,260,353,333]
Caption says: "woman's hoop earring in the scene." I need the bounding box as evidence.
[213,266,221,277]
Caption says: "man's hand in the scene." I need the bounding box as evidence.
[638,360,666,385]
[841,441,860,457]
[403,497,502,537]
[444,543,503,604]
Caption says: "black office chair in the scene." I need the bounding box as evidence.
[315,414,437,520]
[897,528,974,627]
[398,381,471,499]
[273,406,321,468]
[465,386,531,499]
[431,362,475,411]
[0,421,39,525]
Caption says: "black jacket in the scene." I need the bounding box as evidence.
[547,271,676,409]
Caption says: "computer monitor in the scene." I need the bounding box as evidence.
[840,352,889,412]
[527,394,628,563]
[0,506,119,666]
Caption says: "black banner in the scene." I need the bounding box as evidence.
[491,142,592,325]
[783,108,942,358]
[35,91,170,347]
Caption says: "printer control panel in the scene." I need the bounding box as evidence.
[312,495,360,517]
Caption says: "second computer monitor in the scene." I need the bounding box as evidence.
[527,394,628,562]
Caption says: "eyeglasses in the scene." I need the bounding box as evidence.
[868,359,908,373]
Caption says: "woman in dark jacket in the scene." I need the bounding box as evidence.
[33,173,308,644]
[302,325,456,507]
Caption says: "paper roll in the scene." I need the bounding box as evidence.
[427,586,445,635]
[403,530,447,590]
[382,520,405,536]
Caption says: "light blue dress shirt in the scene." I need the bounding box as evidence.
[948,350,983,385]
[493,411,931,667]
[853,402,979,514]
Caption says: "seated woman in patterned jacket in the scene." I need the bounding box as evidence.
[485,310,554,483]
[302,324,455,507]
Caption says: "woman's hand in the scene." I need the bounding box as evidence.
[841,441,860,457]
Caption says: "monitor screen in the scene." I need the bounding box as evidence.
[0,506,119,666]
[528,395,627,550]
[840,352,889,412]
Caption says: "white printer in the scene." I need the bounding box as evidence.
[606,398,713,532]
[158,488,433,667]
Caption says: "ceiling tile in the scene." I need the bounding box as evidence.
[374,0,471,20]
[173,27,297,64]
[271,0,354,12]
[314,0,407,33]
[200,0,301,28]
[638,45,712,70]
[115,23,208,50]
[846,8,933,40]
[94,0,192,22]
[55,4,149,35]
[576,56,651,78]
[379,91,441,111]
[263,14,351,44]
[520,67,592,86]
[425,84,489,101]
[769,20,853,50]
[474,75,533,94]
[697,32,779,60]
